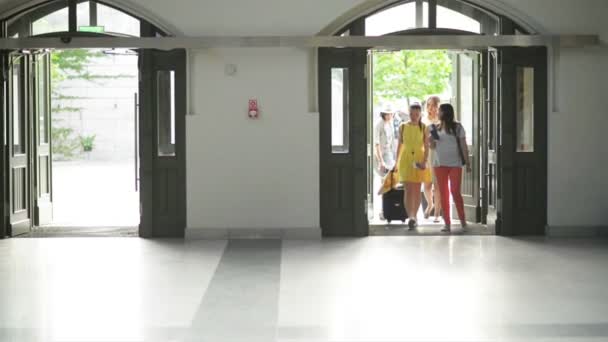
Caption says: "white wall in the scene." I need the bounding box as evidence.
[186,48,319,229]
[548,46,608,226]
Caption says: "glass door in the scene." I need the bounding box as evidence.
[33,52,53,226]
[455,51,482,223]
[482,49,500,228]
[7,53,33,236]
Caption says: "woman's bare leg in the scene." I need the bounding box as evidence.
[423,182,434,218]
[405,182,421,221]
[433,184,442,222]
[413,187,422,219]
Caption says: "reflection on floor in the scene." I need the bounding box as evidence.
[22,226,138,238]
[1,236,608,342]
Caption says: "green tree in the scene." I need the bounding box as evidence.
[373,50,452,107]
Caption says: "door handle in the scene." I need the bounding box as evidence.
[134,93,139,192]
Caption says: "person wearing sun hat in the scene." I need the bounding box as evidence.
[374,107,397,176]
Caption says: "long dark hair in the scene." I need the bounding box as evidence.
[439,103,458,134]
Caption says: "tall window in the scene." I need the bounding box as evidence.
[31,1,70,36]
[437,5,481,33]
[436,0,498,34]
[357,0,498,36]
[8,0,145,38]
[365,1,428,36]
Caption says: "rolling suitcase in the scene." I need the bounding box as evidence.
[382,188,407,223]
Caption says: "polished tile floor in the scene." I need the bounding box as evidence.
[1,236,607,342]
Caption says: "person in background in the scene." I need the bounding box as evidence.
[395,103,432,230]
[374,109,396,176]
[423,96,442,223]
[392,111,403,144]
[394,110,409,147]
[430,103,472,233]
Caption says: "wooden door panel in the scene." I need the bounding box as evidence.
[139,49,187,238]
[319,48,368,237]
[498,47,548,236]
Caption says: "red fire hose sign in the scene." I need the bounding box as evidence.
[248,99,259,119]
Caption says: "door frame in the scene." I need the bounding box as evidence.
[319,44,549,237]
[0,7,187,240]
[0,46,188,239]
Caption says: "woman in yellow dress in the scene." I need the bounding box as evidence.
[395,103,432,229]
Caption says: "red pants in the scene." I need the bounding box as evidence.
[434,167,466,226]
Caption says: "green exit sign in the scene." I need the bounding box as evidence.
[78,26,105,33]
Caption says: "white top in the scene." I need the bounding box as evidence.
[374,121,395,153]
[433,124,466,167]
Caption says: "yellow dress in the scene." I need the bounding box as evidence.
[398,123,432,184]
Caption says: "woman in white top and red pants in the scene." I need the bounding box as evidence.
[430,104,472,233]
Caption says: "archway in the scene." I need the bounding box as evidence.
[319,0,548,237]
[0,0,187,238]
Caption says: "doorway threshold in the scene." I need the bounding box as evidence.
[20,226,138,238]
[370,223,494,236]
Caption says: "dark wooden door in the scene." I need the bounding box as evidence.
[138,49,187,238]
[7,54,32,236]
[33,53,53,226]
[497,47,548,235]
[319,48,368,237]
